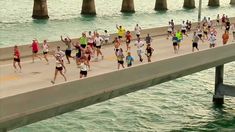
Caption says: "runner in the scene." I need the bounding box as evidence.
[61,35,72,64]
[181,21,188,37]
[13,45,22,72]
[207,17,212,30]
[221,14,226,29]
[94,33,104,61]
[145,34,152,45]
[113,37,121,56]
[79,58,89,78]
[216,14,220,26]
[197,27,203,40]
[208,32,217,48]
[192,32,202,52]
[116,48,125,69]
[126,52,134,67]
[79,32,88,48]
[125,31,132,51]
[145,44,154,62]
[104,30,110,44]
[172,33,178,54]
[116,24,126,40]
[176,30,183,50]
[84,45,93,70]
[55,46,65,63]
[134,37,144,62]
[222,30,229,45]
[225,19,231,32]
[30,39,42,63]
[170,19,175,32]
[51,53,67,84]
[72,42,83,66]
[134,24,141,38]
[203,24,209,40]
[42,40,49,64]
[167,21,173,39]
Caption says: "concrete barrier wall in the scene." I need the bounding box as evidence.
[1,17,234,61]
[0,43,235,131]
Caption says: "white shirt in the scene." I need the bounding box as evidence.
[56,50,65,60]
[88,35,94,43]
[209,35,216,44]
[135,40,144,50]
[104,33,110,41]
[42,43,49,52]
[80,63,88,71]
[181,23,187,30]
[135,25,141,35]
[94,37,103,46]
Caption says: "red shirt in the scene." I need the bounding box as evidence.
[32,41,39,51]
[14,48,20,58]
[126,34,132,40]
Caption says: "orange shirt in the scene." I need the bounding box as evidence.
[222,33,229,44]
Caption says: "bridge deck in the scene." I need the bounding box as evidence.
[0,27,235,131]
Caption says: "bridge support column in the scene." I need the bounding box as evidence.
[81,0,96,15]
[32,0,49,19]
[208,0,220,7]
[213,65,224,105]
[121,0,135,13]
[231,0,235,5]
[155,0,167,11]
[183,0,195,9]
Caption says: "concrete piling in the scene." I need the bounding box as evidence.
[213,65,224,105]
[183,0,196,9]
[154,0,167,11]
[231,0,235,5]
[208,0,220,6]
[32,0,49,19]
[121,0,135,13]
[81,0,96,15]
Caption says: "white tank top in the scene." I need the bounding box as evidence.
[80,63,87,71]
[56,60,62,67]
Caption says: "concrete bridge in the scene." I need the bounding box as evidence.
[0,42,235,131]
[33,0,235,19]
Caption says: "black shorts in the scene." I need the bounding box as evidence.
[204,31,208,35]
[81,44,86,48]
[136,34,140,38]
[33,50,38,54]
[76,53,81,58]
[80,70,87,76]
[193,42,198,48]
[127,63,132,67]
[181,30,186,34]
[14,58,20,62]
[118,36,122,39]
[118,60,124,64]
[43,51,48,55]
[198,34,202,38]
[173,42,178,46]
[168,31,172,34]
[96,45,101,49]
[56,67,63,71]
[146,53,152,57]
[126,39,131,44]
[65,50,72,56]
[217,20,219,23]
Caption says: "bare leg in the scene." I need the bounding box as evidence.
[18,62,22,71]
[51,69,58,84]
[13,61,17,71]
[59,70,67,81]
[66,55,70,64]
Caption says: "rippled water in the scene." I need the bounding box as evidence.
[1,0,235,131]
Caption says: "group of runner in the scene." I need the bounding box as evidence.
[12,14,235,84]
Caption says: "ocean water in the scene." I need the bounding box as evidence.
[1,0,234,131]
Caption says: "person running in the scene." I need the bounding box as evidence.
[94,33,104,61]
[79,58,89,78]
[55,46,65,63]
[203,24,209,40]
[221,14,226,29]
[84,45,93,70]
[116,48,125,69]
[167,21,173,39]
[125,31,132,51]
[61,35,72,64]
[222,30,229,45]
[30,39,42,63]
[145,34,152,45]
[79,32,88,48]
[51,54,67,84]
[116,24,126,39]
[134,24,141,38]
[216,14,220,26]
[126,52,134,67]
[145,44,154,62]
[104,30,110,44]
[181,21,188,37]
[207,17,212,30]
[87,31,95,55]
[72,42,83,66]
[197,27,203,40]
[172,33,178,54]
[208,33,217,48]
[134,37,144,62]
[192,32,202,52]
[113,37,121,56]
[176,30,183,50]
[13,45,22,72]
[42,40,49,64]
[170,19,175,32]
[225,19,231,32]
